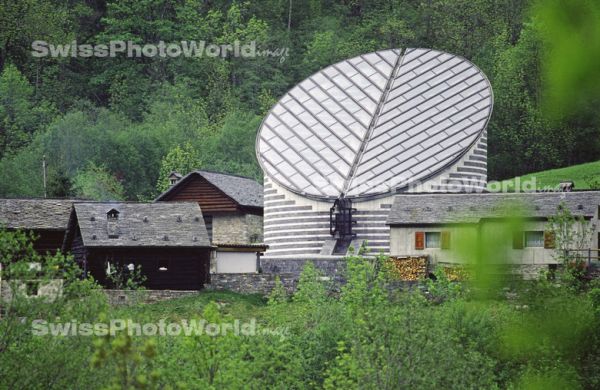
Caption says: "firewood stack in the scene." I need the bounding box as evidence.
[388,256,428,281]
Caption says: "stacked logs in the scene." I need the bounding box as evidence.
[388,256,428,281]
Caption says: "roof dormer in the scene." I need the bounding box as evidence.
[107,208,120,238]
[168,172,182,186]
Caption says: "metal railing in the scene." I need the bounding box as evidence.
[563,249,600,266]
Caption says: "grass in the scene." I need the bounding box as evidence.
[112,290,268,322]
[490,160,600,191]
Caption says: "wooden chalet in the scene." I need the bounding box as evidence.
[62,202,212,290]
[0,198,73,255]
[156,170,266,274]
[155,170,263,244]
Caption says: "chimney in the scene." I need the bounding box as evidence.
[168,172,182,187]
[559,181,574,192]
[106,208,120,238]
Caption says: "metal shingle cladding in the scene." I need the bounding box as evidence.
[257,48,493,200]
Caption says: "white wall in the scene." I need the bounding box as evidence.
[390,218,598,266]
[215,251,258,273]
[480,220,556,265]
[390,225,477,264]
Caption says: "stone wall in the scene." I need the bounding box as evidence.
[260,256,347,277]
[207,273,299,295]
[1,279,63,303]
[213,213,247,243]
[212,213,264,244]
[206,257,347,295]
[262,178,392,257]
[511,264,548,280]
[246,214,264,243]
[104,289,200,305]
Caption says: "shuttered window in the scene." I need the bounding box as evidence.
[415,231,425,250]
[441,231,451,249]
[543,231,556,249]
[512,231,524,249]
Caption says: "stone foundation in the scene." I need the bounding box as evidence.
[260,256,347,276]
[512,264,548,280]
[207,273,299,295]
[104,289,200,305]
[1,279,63,303]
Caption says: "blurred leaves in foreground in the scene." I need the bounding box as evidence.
[534,0,600,119]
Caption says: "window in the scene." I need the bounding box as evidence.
[106,208,119,220]
[425,232,441,248]
[158,259,169,272]
[525,231,544,247]
[204,215,213,241]
[26,281,40,296]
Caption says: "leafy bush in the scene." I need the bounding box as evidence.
[1,236,600,389]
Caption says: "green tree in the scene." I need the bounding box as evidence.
[0,64,55,156]
[71,163,125,201]
[155,143,202,194]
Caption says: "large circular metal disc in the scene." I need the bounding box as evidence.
[256,48,493,199]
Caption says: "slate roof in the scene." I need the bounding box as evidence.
[155,170,263,208]
[256,48,492,199]
[387,191,600,225]
[71,202,211,247]
[0,198,74,230]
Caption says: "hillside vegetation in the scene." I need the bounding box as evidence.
[0,0,599,200]
[493,160,600,191]
[3,242,600,389]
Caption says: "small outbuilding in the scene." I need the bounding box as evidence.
[155,170,263,244]
[210,242,269,274]
[156,170,266,273]
[386,191,600,271]
[62,202,212,290]
[0,198,74,255]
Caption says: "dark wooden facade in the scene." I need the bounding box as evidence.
[0,198,74,256]
[65,224,211,291]
[8,228,67,255]
[164,174,262,215]
[167,175,239,212]
[62,202,213,291]
[84,248,211,290]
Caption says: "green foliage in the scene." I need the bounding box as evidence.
[547,202,593,263]
[0,64,55,157]
[0,0,599,196]
[267,276,288,306]
[425,266,464,303]
[533,0,600,120]
[2,249,600,389]
[91,330,161,390]
[198,110,263,181]
[106,263,147,290]
[0,228,108,389]
[293,262,328,304]
[181,301,251,388]
[71,163,126,201]
[156,143,202,194]
[546,202,594,292]
[499,289,596,389]
[494,159,600,191]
